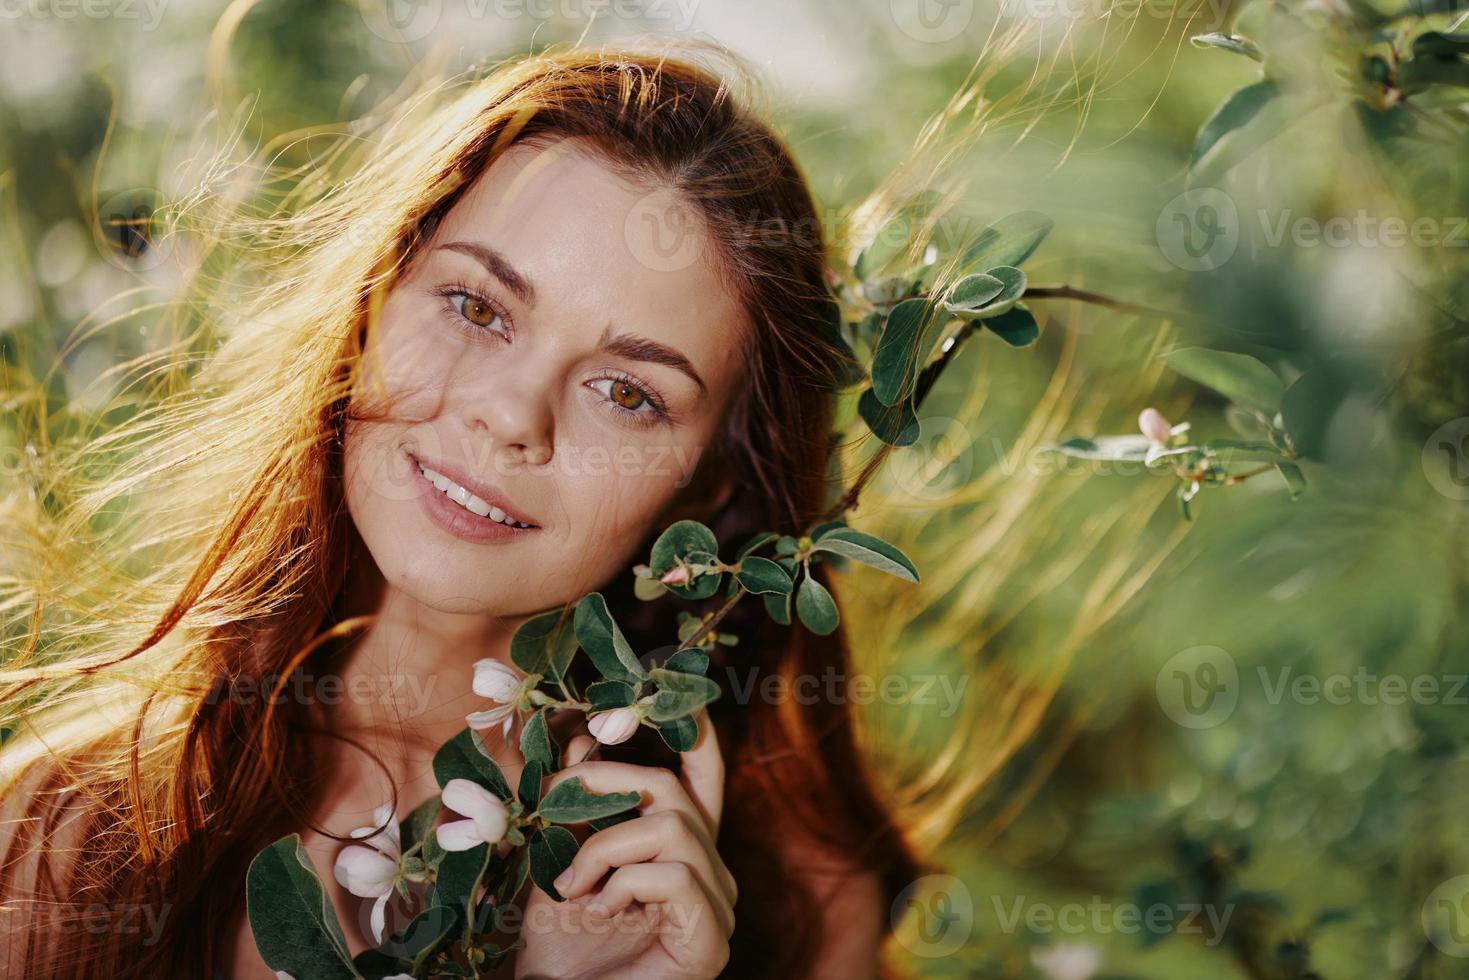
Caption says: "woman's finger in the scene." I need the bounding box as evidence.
[588,860,735,946]
[678,706,724,839]
[542,759,710,845]
[560,732,596,768]
[553,808,737,909]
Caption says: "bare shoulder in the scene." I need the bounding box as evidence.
[770,812,888,980]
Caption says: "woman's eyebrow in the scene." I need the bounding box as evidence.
[437,241,537,306]
[437,239,708,397]
[598,326,708,396]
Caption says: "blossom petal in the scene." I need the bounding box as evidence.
[471,659,522,702]
[465,703,514,731]
[333,844,398,898]
[435,818,482,852]
[370,891,390,945]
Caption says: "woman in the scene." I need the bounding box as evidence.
[0,42,927,978]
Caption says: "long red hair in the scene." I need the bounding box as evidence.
[0,42,925,978]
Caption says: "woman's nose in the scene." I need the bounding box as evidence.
[460,378,554,470]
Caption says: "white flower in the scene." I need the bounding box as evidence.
[465,659,525,739]
[472,659,523,702]
[587,706,640,745]
[437,778,510,851]
[332,802,402,944]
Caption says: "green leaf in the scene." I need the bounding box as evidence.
[957,211,1054,273]
[658,716,698,752]
[795,572,840,635]
[574,592,648,683]
[858,388,920,447]
[663,648,710,675]
[983,303,1040,348]
[1191,88,1326,186]
[427,838,490,938]
[1190,80,1276,169]
[1396,55,1469,94]
[763,590,792,625]
[947,266,1027,323]
[586,679,637,711]
[1190,32,1263,60]
[1280,369,1339,458]
[520,708,556,773]
[1412,31,1469,57]
[810,519,849,540]
[510,608,578,688]
[1049,435,1152,461]
[1159,347,1284,415]
[1276,461,1307,499]
[646,667,722,722]
[518,759,545,810]
[400,797,443,855]
[433,728,513,800]
[538,776,642,824]
[811,528,920,583]
[871,297,936,406]
[528,826,580,902]
[649,520,723,600]
[943,272,1005,312]
[382,904,456,968]
[736,555,795,595]
[246,836,358,980]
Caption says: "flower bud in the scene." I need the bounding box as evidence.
[587,706,641,745]
[1138,408,1172,445]
[660,565,691,586]
[471,659,523,703]
[438,778,510,850]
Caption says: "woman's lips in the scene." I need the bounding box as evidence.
[409,454,541,545]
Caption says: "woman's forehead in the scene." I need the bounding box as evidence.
[424,136,750,402]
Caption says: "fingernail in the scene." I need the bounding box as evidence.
[553,868,574,892]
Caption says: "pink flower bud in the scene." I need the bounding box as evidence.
[1138,408,1172,444]
[587,706,641,745]
[660,565,690,586]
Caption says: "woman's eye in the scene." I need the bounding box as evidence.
[590,377,663,424]
[448,292,507,334]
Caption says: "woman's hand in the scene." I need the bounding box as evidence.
[512,707,736,980]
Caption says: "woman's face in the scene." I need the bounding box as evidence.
[343,135,747,618]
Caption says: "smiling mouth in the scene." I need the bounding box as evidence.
[413,459,538,529]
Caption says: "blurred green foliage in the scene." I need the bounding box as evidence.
[2,0,1468,978]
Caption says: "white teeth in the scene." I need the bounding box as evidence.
[416,461,533,528]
